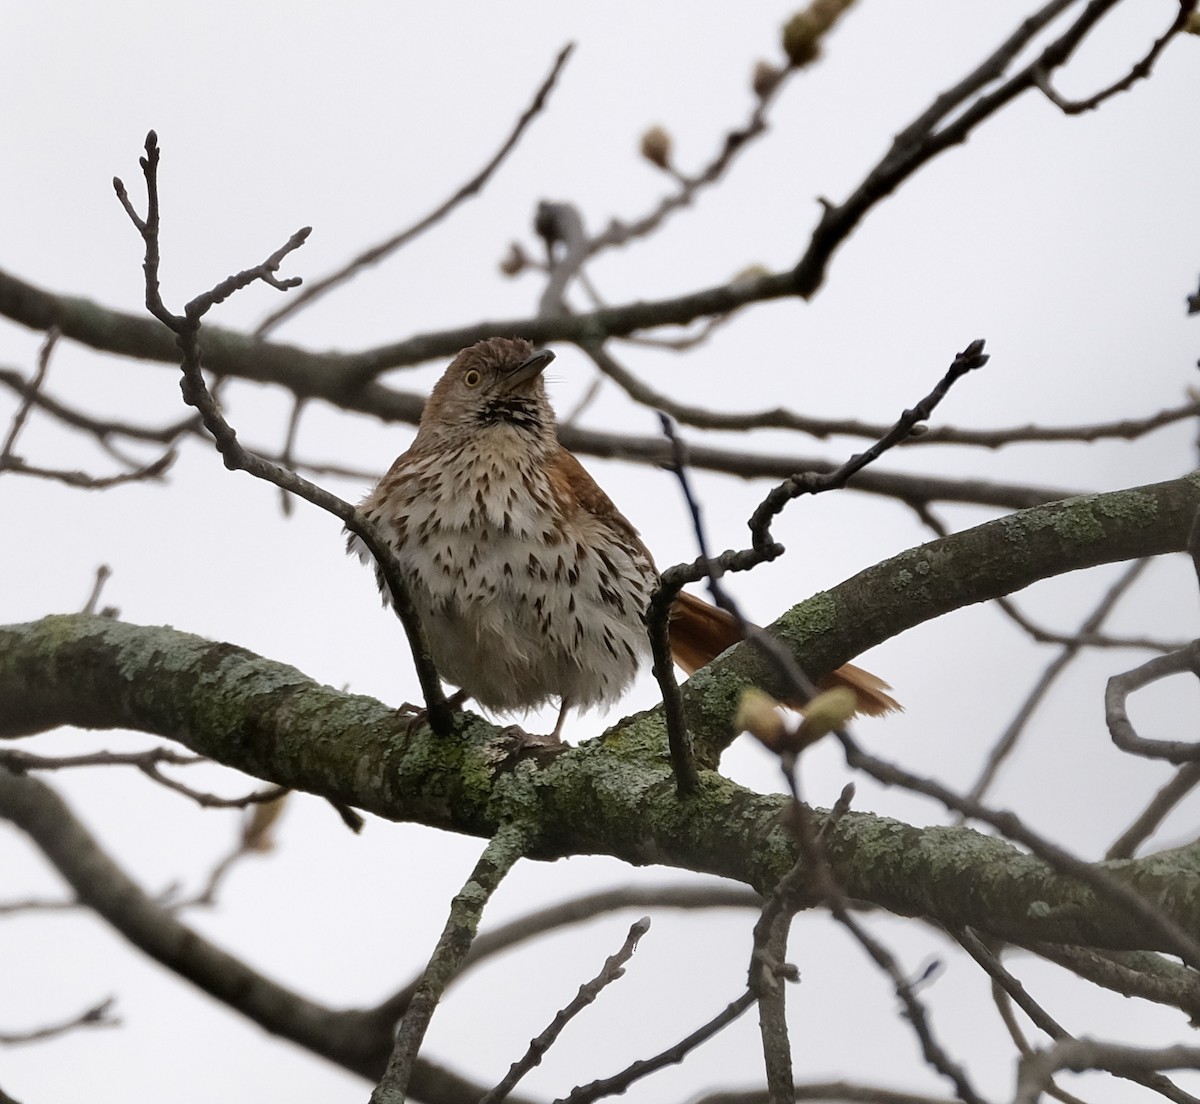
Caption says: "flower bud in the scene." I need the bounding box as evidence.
[735,688,789,751]
[640,125,673,171]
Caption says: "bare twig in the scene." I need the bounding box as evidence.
[370,824,529,1104]
[0,997,118,1045]
[966,559,1152,805]
[591,352,1200,449]
[586,54,793,257]
[80,564,113,616]
[1106,643,1200,763]
[1016,1039,1200,1104]
[114,130,452,734]
[0,767,498,1090]
[480,918,650,1104]
[985,982,1089,1104]
[0,897,78,915]
[256,43,574,338]
[751,887,797,1103]
[556,990,757,1104]
[775,765,983,1104]
[1108,762,1200,859]
[645,414,702,794]
[275,396,306,517]
[0,746,286,811]
[0,365,200,447]
[1026,943,1200,1021]
[0,327,57,461]
[373,884,758,1023]
[834,730,1200,969]
[994,593,1184,653]
[695,1082,960,1104]
[747,340,988,551]
[1033,0,1197,115]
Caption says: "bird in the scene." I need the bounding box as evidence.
[349,337,898,740]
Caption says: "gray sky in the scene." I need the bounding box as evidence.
[3,3,1200,1101]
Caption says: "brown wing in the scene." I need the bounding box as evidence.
[544,445,657,568]
[668,589,900,717]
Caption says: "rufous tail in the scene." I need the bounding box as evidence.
[667,590,900,718]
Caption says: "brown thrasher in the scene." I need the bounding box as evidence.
[350,337,898,739]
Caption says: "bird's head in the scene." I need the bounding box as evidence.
[418,337,556,447]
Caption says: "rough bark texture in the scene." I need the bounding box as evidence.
[5,475,1200,953]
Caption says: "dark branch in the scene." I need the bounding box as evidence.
[114,131,452,735]
[256,43,575,336]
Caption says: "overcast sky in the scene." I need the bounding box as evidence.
[3,3,1200,1102]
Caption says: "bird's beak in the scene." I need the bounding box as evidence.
[502,348,555,392]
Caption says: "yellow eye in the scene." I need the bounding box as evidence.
[463,369,482,388]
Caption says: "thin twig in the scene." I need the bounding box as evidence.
[0,448,176,488]
[370,824,529,1104]
[986,982,1089,1104]
[591,351,1200,449]
[256,43,574,338]
[0,746,287,810]
[835,730,1200,969]
[372,884,758,1022]
[114,130,452,734]
[556,991,757,1104]
[646,413,702,793]
[275,396,306,517]
[778,765,983,1104]
[1107,762,1200,859]
[586,55,793,258]
[0,997,119,1046]
[0,327,57,460]
[1016,1040,1200,1104]
[1033,0,1197,115]
[480,918,651,1104]
[695,1082,960,1104]
[966,559,1151,805]
[1106,643,1200,763]
[0,365,201,446]
[747,340,988,551]
[1026,943,1200,1021]
[0,897,79,915]
[80,564,113,616]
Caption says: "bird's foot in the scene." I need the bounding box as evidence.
[392,690,469,737]
[500,723,562,750]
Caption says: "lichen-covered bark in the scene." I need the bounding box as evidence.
[684,473,1200,759]
[4,476,1200,952]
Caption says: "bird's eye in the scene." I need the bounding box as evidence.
[463,369,482,388]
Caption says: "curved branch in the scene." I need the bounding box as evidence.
[0,768,393,1085]
[682,473,1200,757]
[0,768,538,1104]
[0,269,1076,510]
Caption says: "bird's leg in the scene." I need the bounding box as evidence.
[549,696,572,743]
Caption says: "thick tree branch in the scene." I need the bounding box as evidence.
[682,472,1200,760]
[0,767,483,1096]
[0,269,1079,509]
[2,633,1200,954]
